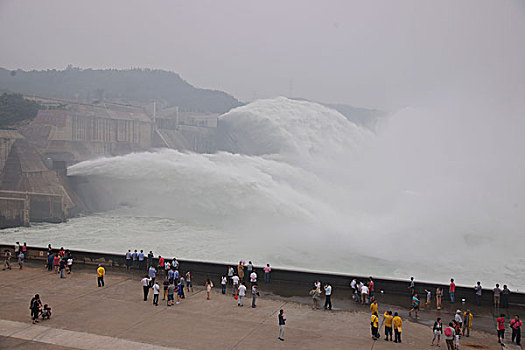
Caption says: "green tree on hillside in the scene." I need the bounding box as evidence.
[0,93,41,128]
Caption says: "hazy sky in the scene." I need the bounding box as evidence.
[1,0,524,109]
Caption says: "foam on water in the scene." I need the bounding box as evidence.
[8,97,524,289]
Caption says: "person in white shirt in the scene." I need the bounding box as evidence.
[152,282,160,306]
[252,284,259,308]
[250,271,257,286]
[67,258,73,274]
[228,266,234,285]
[141,275,151,301]
[361,284,369,305]
[231,275,240,296]
[238,283,247,306]
[324,284,333,310]
[221,276,227,294]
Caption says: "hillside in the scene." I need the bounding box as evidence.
[0,67,242,114]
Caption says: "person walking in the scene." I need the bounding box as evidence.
[493,284,501,309]
[444,322,455,350]
[162,277,169,301]
[232,275,240,296]
[511,315,522,346]
[221,276,227,294]
[432,317,443,346]
[393,312,402,343]
[227,266,234,286]
[18,251,24,270]
[278,309,286,341]
[324,283,332,310]
[474,281,482,306]
[454,309,463,330]
[371,311,379,340]
[3,250,11,270]
[264,264,271,283]
[449,279,456,303]
[148,265,156,286]
[152,281,160,306]
[384,311,393,341]
[30,294,42,324]
[141,275,151,301]
[249,270,257,287]
[497,313,506,344]
[462,309,473,337]
[125,250,132,270]
[238,282,246,306]
[176,279,183,304]
[205,279,213,300]
[186,271,193,293]
[251,284,259,308]
[409,293,420,318]
[96,264,105,287]
[66,256,73,274]
[14,241,20,258]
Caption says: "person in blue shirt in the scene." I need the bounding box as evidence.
[409,294,420,318]
[132,250,138,269]
[278,309,286,341]
[168,268,175,283]
[148,266,156,286]
[138,250,145,269]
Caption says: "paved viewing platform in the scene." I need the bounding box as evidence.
[0,264,510,349]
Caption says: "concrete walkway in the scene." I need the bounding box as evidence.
[0,266,508,349]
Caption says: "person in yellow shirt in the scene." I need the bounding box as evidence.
[370,300,378,314]
[97,264,105,287]
[371,311,379,340]
[384,310,394,341]
[393,312,402,343]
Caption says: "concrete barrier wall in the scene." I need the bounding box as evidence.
[2,244,523,307]
[0,197,28,228]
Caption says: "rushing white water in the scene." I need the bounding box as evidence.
[2,97,524,290]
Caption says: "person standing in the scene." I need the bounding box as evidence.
[59,258,66,279]
[462,309,473,337]
[444,322,455,350]
[221,276,227,294]
[436,287,443,310]
[238,261,245,282]
[205,279,213,300]
[96,264,105,287]
[408,277,415,296]
[501,285,510,308]
[369,277,375,300]
[449,278,456,303]
[454,309,463,330]
[14,241,20,258]
[432,317,443,346]
[227,266,234,285]
[361,283,369,305]
[251,284,259,308]
[384,311,393,341]
[152,282,160,306]
[247,261,253,280]
[162,277,169,301]
[30,294,42,324]
[148,265,156,286]
[53,254,60,273]
[497,313,506,344]
[141,275,151,301]
[158,255,164,274]
[511,315,522,346]
[370,299,378,315]
[310,284,321,309]
[125,250,132,270]
[238,282,246,306]
[186,271,193,293]
[425,289,432,305]
[264,264,271,283]
[147,251,154,267]
[167,282,175,306]
[22,242,27,259]
[176,279,183,304]
[138,250,145,269]
[393,312,402,343]
[278,309,286,341]
[371,311,379,340]
[46,252,53,271]
[324,283,332,310]
[66,256,73,274]
[249,270,257,287]
[474,281,482,306]
[132,250,138,268]
[493,284,501,309]
[179,274,185,299]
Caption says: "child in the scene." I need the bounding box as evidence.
[41,304,52,320]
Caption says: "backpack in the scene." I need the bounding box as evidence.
[444,327,452,337]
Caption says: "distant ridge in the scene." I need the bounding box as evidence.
[0,67,242,114]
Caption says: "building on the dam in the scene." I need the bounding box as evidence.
[0,96,220,228]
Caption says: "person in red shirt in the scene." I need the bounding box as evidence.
[449,278,456,303]
[369,277,375,299]
[158,256,165,276]
[510,315,522,346]
[497,314,506,344]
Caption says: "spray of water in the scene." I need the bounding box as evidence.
[67,97,525,288]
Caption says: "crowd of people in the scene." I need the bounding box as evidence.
[4,242,523,346]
